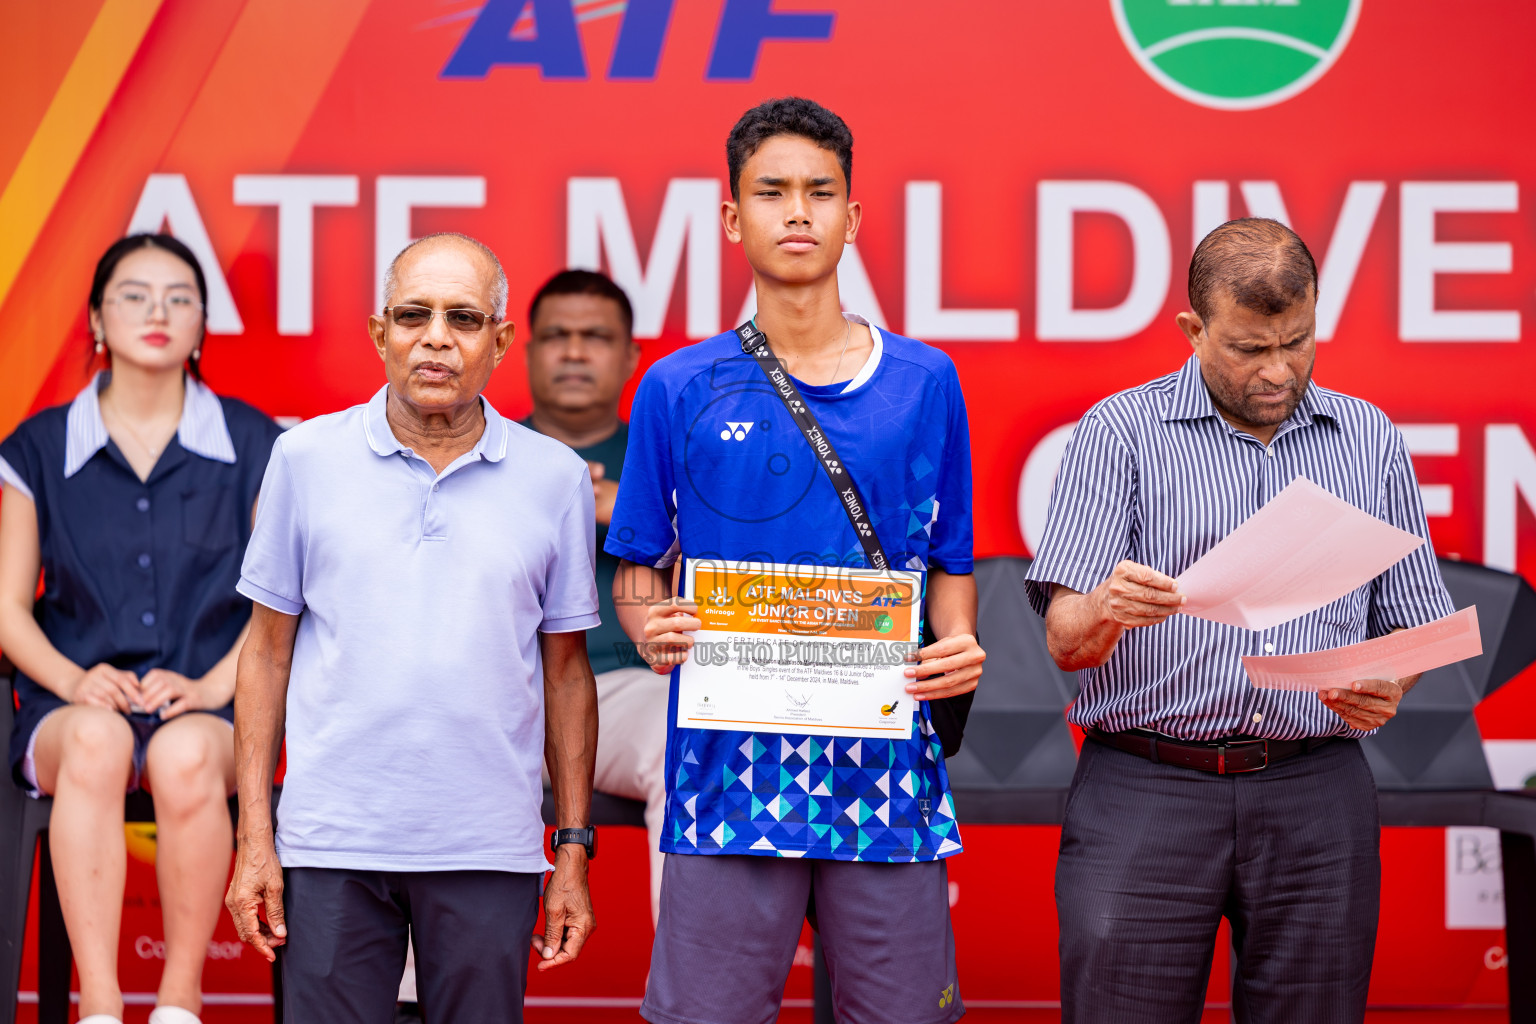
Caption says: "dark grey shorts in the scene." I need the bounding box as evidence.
[642,853,963,1024]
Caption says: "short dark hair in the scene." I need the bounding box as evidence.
[527,269,634,337]
[725,97,853,202]
[1188,218,1318,325]
[89,233,209,378]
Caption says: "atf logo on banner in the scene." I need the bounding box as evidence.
[443,0,835,80]
[1111,0,1362,109]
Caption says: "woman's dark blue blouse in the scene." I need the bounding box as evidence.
[0,374,282,782]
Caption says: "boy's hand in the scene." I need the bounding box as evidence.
[641,598,701,674]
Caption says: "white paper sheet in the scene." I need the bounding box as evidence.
[1176,476,1424,631]
[1242,606,1483,692]
[677,560,922,739]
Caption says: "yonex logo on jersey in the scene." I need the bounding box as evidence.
[720,421,754,441]
[788,399,805,414]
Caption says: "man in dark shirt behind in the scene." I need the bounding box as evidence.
[523,270,668,923]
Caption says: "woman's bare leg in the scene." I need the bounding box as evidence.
[142,714,236,1014]
[33,706,135,1020]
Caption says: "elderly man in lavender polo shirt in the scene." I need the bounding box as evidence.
[223,232,600,1024]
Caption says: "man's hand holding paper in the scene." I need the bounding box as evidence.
[1318,677,1407,731]
[1042,560,1186,673]
[1095,561,1187,628]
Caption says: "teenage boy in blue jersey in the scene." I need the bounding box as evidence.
[608,97,985,1024]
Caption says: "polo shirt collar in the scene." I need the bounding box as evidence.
[64,370,236,479]
[362,384,510,463]
[1162,354,1340,432]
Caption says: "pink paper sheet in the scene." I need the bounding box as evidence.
[1242,607,1483,692]
[1176,476,1425,631]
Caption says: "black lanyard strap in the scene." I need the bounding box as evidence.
[735,320,889,572]
[734,318,973,758]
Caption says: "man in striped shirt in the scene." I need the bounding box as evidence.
[1026,218,1452,1024]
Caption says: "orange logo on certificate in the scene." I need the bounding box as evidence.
[691,562,917,641]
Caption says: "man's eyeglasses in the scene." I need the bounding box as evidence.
[383,305,500,333]
[104,290,203,324]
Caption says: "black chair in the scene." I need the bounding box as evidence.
[0,660,71,1024]
[0,663,268,1024]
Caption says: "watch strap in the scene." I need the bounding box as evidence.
[550,826,596,858]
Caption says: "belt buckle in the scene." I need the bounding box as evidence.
[1218,739,1269,775]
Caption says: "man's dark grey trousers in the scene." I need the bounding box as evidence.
[278,867,541,1024]
[1056,736,1379,1024]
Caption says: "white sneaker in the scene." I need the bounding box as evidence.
[77,1017,124,1024]
[148,1008,202,1024]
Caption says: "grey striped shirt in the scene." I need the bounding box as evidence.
[1024,355,1454,741]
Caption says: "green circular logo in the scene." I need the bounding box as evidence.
[875,613,894,634]
[1111,0,1361,110]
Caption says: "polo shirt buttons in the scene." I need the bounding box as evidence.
[136,497,150,511]
[137,553,151,569]
[1265,447,1274,458]
[1252,713,1263,724]
[1264,642,1275,653]
[141,611,156,627]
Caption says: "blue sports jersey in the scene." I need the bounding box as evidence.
[605,316,973,862]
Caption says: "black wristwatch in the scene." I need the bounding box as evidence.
[550,826,596,859]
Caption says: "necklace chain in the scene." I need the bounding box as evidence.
[826,317,853,386]
[101,394,177,458]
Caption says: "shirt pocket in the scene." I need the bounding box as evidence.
[181,486,241,553]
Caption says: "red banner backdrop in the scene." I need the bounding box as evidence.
[3,0,1534,1010]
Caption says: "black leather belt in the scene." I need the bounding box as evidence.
[1085,727,1332,775]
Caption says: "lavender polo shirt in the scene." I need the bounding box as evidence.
[237,385,598,873]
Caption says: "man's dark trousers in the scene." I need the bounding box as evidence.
[1056,737,1379,1024]
[279,867,542,1023]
